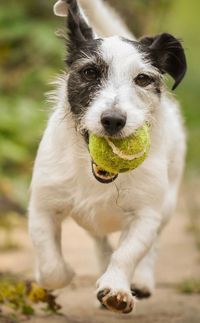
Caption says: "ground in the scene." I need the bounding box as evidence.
[0,203,200,323]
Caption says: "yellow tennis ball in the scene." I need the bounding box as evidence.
[89,123,150,175]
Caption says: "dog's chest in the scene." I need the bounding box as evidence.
[70,178,132,235]
[72,203,126,235]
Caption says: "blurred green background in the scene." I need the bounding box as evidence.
[0,0,199,214]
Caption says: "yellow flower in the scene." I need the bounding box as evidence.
[27,283,47,303]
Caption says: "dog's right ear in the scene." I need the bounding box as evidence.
[54,0,94,64]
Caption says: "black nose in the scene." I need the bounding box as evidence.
[101,111,126,136]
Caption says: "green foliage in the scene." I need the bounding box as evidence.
[108,0,173,37]
[178,278,200,294]
[0,273,62,321]
[161,0,200,173]
[0,0,63,208]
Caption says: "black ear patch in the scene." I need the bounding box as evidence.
[65,0,94,64]
[140,33,187,90]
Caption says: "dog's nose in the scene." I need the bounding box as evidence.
[101,111,126,135]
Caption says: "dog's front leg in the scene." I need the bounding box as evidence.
[29,201,74,290]
[96,208,161,313]
[93,236,113,274]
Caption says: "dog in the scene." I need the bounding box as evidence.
[28,0,187,314]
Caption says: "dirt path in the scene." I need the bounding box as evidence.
[0,208,200,323]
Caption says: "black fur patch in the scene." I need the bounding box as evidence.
[65,1,107,119]
[65,0,95,65]
[121,34,187,90]
[66,38,102,66]
[139,33,187,90]
[67,39,109,116]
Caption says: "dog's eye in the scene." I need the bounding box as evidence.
[81,67,99,81]
[135,74,154,87]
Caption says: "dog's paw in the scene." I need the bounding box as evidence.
[36,261,75,290]
[131,269,154,299]
[97,288,135,314]
[130,284,152,299]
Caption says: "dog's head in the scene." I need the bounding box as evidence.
[54,0,187,182]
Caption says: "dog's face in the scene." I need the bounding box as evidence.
[57,0,186,137]
[54,0,187,182]
[67,36,163,140]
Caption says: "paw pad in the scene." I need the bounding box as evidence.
[97,289,134,314]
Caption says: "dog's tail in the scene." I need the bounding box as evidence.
[78,0,133,39]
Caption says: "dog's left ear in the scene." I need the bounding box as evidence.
[140,33,187,90]
[54,0,94,64]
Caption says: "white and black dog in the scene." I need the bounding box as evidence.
[29,0,187,314]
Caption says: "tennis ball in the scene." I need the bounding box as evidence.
[89,123,150,174]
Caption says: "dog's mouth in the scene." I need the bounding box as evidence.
[91,161,118,184]
[82,130,118,184]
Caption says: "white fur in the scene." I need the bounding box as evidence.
[29,0,186,311]
[83,36,161,138]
